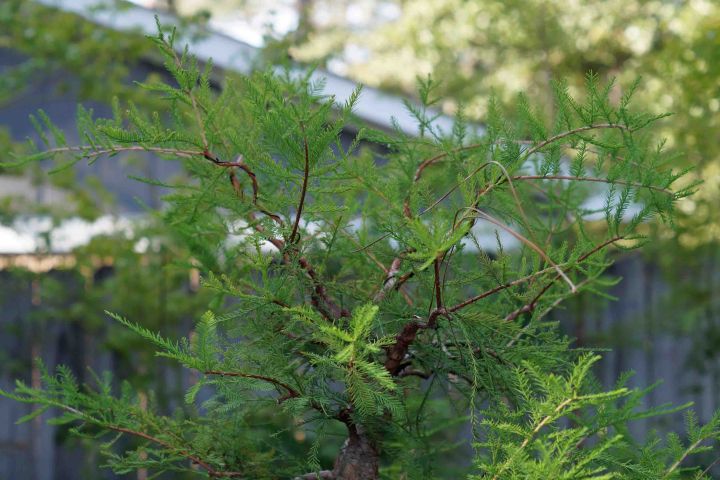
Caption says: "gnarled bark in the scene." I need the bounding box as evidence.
[332,425,379,480]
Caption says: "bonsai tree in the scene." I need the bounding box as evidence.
[2,24,719,479]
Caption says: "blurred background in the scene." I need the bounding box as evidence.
[0,0,718,477]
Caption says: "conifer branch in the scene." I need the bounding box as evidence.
[491,397,576,480]
[43,145,206,160]
[520,123,631,160]
[384,320,424,376]
[509,175,672,194]
[290,130,311,244]
[409,123,632,190]
[51,403,244,478]
[447,269,555,313]
[299,256,351,319]
[463,207,577,293]
[504,235,624,322]
[433,257,444,310]
[167,44,209,151]
[662,436,707,479]
[204,370,301,400]
[225,162,346,321]
[106,425,244,478]
[209,153,260,203]
[372,257,412,305]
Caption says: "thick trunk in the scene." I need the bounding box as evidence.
[332,426,379,480]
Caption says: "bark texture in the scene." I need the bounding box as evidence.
[332,427,379,480]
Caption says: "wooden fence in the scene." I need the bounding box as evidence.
[1,250,719,479]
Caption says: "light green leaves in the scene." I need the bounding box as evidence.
[286,303,402,417]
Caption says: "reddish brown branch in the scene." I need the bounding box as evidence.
[204,370,300,400]
[384,320,424,375]
[290,132,311,244]
[221,157,345,322]
[504,236,624,322]
[299,257,351,319]
[433,257,443,310]
[207,152,260,203]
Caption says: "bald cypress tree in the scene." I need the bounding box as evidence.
[2,23,719,479]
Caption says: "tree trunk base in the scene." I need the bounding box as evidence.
[332,427,379,480]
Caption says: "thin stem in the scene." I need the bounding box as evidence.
[510,175,672,194]
[204,370,300,400]
[168,46,209,151]
[449,235,623,314]
[44,145,205,159]
[662,436,707,479]
[463,207,576,293]
[290,130,311,244]
[433,257,444,310]
[53,404,243,478]
[521,123,631,160]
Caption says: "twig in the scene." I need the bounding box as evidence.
[699,454,720,477]
[290,130,311,244]
[373,257,412,305]
[662,436,707,479]
[54,404,244,478]
[521,123,631,160]
[510,175,672,194]
[204,370,300,401]
[463,207,576,293]
[503,235,623,323]
[433,257,444,310]
[43,145,206,160]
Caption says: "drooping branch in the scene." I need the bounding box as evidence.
[462,207,576,293]
[107,425,245,478]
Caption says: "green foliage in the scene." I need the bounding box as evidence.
[1,20,717,480]
[471,354,720,479]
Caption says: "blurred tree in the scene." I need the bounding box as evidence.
[0,4,217,476]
